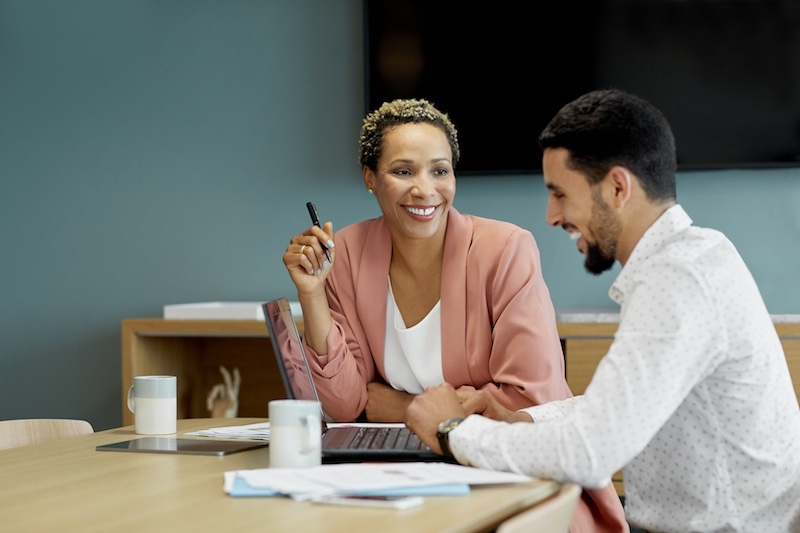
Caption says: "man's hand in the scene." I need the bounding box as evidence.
[404,383,467,455]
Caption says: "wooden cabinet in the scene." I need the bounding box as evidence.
[781,324,800,401]
[121,319,287,426]
[558,322,618,397]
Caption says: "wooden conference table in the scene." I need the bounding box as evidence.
[0,418,560,533]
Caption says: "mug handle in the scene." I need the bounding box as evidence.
[301,413,321,454]
[127,385,136,413]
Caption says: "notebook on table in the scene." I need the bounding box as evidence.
[263,298,451,463]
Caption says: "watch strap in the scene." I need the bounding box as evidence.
[436,417,464,457]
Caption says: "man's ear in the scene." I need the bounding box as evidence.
[606,166,633,208]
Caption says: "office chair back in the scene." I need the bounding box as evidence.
[496,482,582,533]
[0,418,94,450]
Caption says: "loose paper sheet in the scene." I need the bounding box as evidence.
[224,462,535,501]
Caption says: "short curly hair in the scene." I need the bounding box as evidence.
[358,98,460,170]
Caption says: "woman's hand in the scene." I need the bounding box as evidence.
[282,221,335,296]
[459,388,533,424]
[365,382,413,422]
[283,221,336,354]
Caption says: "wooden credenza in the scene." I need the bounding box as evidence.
[121,319,288,426]
[121,316,800,495]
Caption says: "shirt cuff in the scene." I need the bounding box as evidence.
[447,414,503,467]
[522,395,581,422]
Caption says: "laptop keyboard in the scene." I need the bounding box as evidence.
[349,426,428,450]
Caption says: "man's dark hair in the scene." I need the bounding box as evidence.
[538,89,677,202]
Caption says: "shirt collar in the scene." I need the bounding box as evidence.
[609,204,692,304]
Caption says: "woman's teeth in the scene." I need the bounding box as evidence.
[406,206,435,216]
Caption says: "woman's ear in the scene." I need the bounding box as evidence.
[363,166,375,194]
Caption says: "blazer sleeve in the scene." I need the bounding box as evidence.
[301,219,388,422]
[451,220,572,409]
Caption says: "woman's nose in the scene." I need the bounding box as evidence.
[411,177,434,197]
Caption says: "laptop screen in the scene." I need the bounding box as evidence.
[262,298,320,404]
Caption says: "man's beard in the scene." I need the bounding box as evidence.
[584,241,616,275]
[582,191,620,275]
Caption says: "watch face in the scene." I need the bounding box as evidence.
[437,418,464,457]
[438,417,464,435]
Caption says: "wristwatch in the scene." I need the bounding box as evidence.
[436,417,465,457]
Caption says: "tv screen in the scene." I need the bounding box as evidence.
[364,0,800,175]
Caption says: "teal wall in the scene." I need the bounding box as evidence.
[2,1,799,430]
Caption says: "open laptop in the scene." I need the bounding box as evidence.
[262,298,450,463]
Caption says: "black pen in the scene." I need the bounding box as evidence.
[306,202,332,263]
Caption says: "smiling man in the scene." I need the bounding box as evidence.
[405,89,800,533]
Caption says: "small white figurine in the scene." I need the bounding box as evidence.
[206,366,241,418]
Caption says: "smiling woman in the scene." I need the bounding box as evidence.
[278,98,628,533]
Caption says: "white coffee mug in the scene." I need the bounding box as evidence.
[268,399,322,468]
[127,375,177,435]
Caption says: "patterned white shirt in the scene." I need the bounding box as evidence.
[450,205,800,532]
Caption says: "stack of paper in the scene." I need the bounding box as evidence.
[164,302,266,320]
[224,462,534,500]
[185,422,270,440]
[163,301,303,320]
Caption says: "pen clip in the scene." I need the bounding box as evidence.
[306,202,320,226]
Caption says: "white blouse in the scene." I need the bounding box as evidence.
[382,279,444,394]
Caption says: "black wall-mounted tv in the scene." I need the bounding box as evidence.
[364,0,800,175]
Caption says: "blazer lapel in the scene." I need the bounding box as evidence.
[440,208,471,379]
[356,218,392,376]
